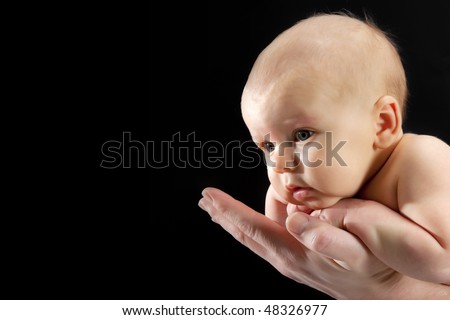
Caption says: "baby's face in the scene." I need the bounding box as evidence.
[242,77,377,210]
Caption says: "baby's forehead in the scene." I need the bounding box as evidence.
[243,57,356,114]
[242,74,348,125]
[241,66,375,134]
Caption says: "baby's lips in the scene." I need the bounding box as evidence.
[292,187,312,201]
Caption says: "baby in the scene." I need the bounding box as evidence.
[239,13,450,284]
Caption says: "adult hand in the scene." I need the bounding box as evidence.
[198,187,450,299]
[310,198,450,284]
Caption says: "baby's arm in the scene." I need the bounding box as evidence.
[330,135,450,284]
[396,136,450,283]
[265,185,289,225]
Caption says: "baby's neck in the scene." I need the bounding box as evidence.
[362,131,404,190]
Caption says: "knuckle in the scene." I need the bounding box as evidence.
[229,216,258,247]
[236,219,256,239]
[213,199,228,214]
[231,228,246,245]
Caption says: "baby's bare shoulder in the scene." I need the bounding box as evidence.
[394,133,450,168]
[394,133,450,199]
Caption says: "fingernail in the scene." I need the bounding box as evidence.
[287,212,309,235]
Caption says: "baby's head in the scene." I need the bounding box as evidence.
[241,13,407,209]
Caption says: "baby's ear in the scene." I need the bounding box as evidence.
[373,95,403,149]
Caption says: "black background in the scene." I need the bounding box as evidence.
[8,1,449,299]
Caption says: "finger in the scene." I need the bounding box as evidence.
[198,193,268,258]
[199,187,306,262]
[287,203,313,215]
[286,211,383,272]
[315,201,354,228]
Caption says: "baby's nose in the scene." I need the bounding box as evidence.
[270,142,299,173]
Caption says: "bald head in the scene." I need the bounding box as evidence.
[242,13,407,117]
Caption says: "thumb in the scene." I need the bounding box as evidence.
[286,212,377,272]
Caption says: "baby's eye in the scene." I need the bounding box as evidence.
[295,130,314,141]
[262,141,275,152]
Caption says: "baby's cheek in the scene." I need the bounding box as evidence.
[267,170,282,186]
[322,165,361,197]
[300,146,324,168]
